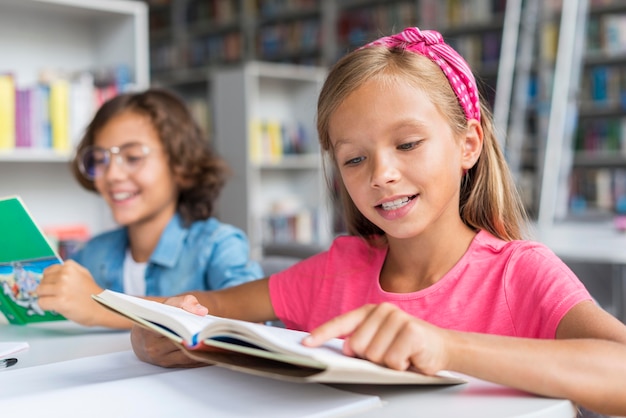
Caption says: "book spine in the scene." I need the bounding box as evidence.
[39,83,52,149]
[15,88,32,148]
[50,78,70,152]
[0,74,16,150]
[69,72,95,146]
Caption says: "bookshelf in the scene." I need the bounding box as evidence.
[212,62,331,259]
[535,0,626,228]
[568,1,626,222]
[0,0,149,237]
[149,0,512,253]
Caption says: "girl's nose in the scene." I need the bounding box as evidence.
[370,152,400,188]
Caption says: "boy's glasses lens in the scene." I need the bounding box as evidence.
[78,143,150,180]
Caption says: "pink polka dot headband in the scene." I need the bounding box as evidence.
[359,27,481,122]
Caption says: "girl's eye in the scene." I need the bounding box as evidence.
[344,156,364,166]
[397,141,419,151]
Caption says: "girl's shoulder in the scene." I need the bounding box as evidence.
[474,229,552,253]
[471,229,561,266]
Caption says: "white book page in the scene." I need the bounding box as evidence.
[94,290,221,342]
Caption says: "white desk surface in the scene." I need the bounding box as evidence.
[0,321,576,418]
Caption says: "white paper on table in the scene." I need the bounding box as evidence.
[0,341,29,358]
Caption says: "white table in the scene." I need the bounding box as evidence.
[0,321,576,418]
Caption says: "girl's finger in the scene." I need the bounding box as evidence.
[302,304,375,347]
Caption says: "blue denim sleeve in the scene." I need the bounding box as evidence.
[204,225,264,290]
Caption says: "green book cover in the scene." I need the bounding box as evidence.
[0,195,66,324]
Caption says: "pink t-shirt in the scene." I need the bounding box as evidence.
[269,230,592,339]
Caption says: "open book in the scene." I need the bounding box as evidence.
[93,289,466,385]
[0,195,65,324]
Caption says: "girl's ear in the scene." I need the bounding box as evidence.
[461,119,483,171]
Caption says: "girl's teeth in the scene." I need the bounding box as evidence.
[381,197,409,210]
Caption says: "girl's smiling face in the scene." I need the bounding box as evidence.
[328,76,482,240]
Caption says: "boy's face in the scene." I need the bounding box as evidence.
[92,110,178,231]
[328,77,481,241]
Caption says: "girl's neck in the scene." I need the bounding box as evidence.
[381,224,477,293]
[126,209,176,263]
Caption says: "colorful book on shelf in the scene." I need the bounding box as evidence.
[0,74,16,150]
[31,83,52,149]
[0,196,66,325]
[49,78,70,152]
[93,289,466,386]
[15,87,33,148]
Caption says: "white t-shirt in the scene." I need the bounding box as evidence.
[123,249,147,296]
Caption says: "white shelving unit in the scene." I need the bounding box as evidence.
[0,0,149,236]
[213,61,332,259]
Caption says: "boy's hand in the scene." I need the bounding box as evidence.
[37,260,104,326]
[130,325,206,368]
[302,302,450,376]
[130,295,210,367]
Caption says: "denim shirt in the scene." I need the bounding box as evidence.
[72,214,263,296]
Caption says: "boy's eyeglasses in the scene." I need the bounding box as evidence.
[78,143,151,180]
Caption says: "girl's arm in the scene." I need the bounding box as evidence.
[187,277,276,322]
[304,300,626,416]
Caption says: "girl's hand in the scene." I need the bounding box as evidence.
[36,260,105,326]
[302,303,450,376]
[163,294,209,316]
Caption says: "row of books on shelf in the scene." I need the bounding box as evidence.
[185,0,240,27]
[249,119,315,165]
[447,32,502,72]
[256,0,318,17]
[588,13,626,56]
[257,19,321,59]
[569,167,626,216]
[575,117,626,154]
[189,32,244,67]
[582,66,626,107]
[337,2,418,49]
[185,0,319,24]
[420,0,507,28]
[151,32,243,72]
[154,0,322,34]
[0,67,131,153]
[261,208,321,246]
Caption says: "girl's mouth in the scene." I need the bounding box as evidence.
[379,195,416,211]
